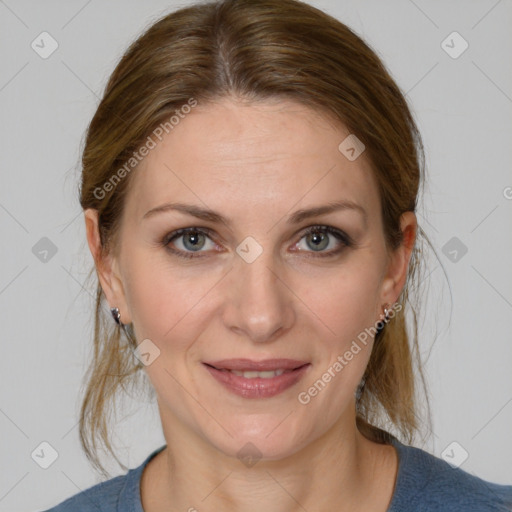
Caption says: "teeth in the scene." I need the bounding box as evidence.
[229,369,286,378]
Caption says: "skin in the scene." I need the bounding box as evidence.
[85,96,417,512]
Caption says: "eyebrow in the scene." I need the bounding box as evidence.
[142,199,367,227]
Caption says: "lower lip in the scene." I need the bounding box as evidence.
[203,363,311,398]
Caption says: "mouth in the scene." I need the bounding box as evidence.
[203,363,309,379]
[202,360,311,398]
[203,358,310,372]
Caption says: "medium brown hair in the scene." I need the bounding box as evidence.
[79,0,435,477]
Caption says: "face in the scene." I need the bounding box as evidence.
[86,97,414,461]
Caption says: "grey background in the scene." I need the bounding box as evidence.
[1,0,511,510]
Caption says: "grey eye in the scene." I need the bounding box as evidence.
[181,231,207,251]
[305,231,330,251]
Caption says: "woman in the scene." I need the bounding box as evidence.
[43,0,512,510]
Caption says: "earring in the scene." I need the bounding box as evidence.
[110,307,122,325]
[375,303,391,335]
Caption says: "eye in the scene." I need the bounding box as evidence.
[162,227,218,259]
[162,225,354,260]
[292,225,353,257]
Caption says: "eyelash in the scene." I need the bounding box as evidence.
[161,225,355,260]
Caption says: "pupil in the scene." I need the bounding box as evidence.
[184,232,205,251]
[308,232,328,251]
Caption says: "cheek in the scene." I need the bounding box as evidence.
[123,253,221,346]
[301,261,382,343]
[298,268,379,407]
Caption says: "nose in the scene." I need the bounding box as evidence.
[222,249,295,343]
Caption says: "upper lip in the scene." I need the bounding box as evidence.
[203,358,310,371]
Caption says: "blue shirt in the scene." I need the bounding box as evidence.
[41,437,512,511]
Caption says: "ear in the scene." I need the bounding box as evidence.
[378,211,417,310]
[84,208,132,324]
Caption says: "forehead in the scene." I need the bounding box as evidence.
[125,97,380,227]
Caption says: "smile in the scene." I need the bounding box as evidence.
[203,363,311,398]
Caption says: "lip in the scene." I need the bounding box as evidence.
[203,362,311,399]
[203,358,309,371]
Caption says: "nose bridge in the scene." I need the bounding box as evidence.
[225,240,294,342]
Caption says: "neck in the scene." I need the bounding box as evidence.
[142,399,398,512]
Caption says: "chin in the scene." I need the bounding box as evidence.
[205,415,309,463]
